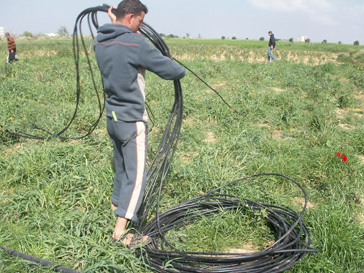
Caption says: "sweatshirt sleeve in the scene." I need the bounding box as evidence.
[138,39,186,80]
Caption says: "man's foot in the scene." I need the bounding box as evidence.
[112,216,128,240]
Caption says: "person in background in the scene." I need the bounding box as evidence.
[94,0,186,247]
[5,32,17,63]
[267,31,277,62]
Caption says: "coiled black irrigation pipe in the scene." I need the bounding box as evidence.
[1,5,318,273]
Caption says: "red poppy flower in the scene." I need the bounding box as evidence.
[81,81,84,84]
[341,154,347,162]
[336,152,341,157]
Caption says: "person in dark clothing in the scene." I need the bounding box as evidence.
[94,0,186,247]
[267,31,277,62]
[5,32,17,63]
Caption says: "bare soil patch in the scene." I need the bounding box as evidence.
[294,197,316,209]
[227,242,260,254]
[203,131,218,143]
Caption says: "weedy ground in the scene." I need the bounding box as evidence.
[0,38,364,272]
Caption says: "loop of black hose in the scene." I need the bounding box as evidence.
[140,173,318,273]
[4,6,107,141]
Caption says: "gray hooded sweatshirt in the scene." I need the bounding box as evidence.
[94,23,186,122]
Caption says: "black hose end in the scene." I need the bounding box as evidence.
[99,4,110,12]
[102,4,118,15]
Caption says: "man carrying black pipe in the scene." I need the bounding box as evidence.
[94,0,185,247]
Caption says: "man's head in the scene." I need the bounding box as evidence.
[5,32,10,38]
[268,31,272,35]
[114,0,148,32]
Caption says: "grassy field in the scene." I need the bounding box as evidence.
[1,38,364,272]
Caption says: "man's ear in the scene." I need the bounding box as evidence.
[125,13,134,25]
[130,14,138,25]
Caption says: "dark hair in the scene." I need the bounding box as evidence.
[115,0,148,19]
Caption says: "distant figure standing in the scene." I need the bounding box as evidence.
[5,32,17,63]
[267,31,277,62]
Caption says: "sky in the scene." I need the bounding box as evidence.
[1,0,363,44]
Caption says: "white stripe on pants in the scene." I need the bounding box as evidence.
[107,117,148,222]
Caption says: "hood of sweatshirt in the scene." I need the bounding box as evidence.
[96,23,132,42]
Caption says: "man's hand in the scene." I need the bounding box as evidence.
[108,6,117,24]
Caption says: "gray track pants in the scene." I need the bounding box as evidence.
[107,117,148,222]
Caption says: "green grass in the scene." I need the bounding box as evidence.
[1,38,364,272]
